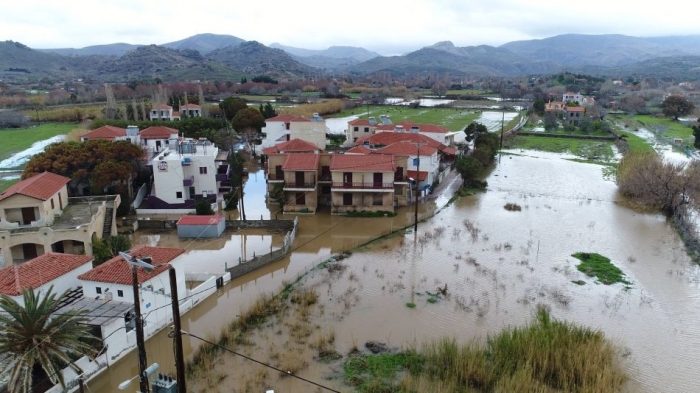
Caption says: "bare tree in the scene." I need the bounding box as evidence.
[198,84,207,117]
[104,84,118,119]
[131,99,139,121]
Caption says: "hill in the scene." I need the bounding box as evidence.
[0,40,75,81]
[162,33,245,54]
[36,43,141,56]
[206,41,317,78]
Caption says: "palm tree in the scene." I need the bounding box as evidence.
[0,286,97,393]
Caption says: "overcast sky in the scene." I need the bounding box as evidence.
[3,0,699,55]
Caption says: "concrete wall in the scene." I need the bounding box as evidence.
[261,121,289,148]
[291,121,327,150]
[227,217,297,279]
[177,220,225,238]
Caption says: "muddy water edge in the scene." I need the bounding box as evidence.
[88,151,700,393]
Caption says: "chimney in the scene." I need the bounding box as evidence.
[410,126,420,134]
[393,125,405,133]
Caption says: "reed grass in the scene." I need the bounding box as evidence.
[343,307,627,392]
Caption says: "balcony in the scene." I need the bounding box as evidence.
[267,173,284,182]
[183,176,194,187]
[215,173,228,182]
[332,182,393,190]
[284,181,317,191]
[319,173,332,182]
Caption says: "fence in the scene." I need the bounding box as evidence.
[132,183,148,209]
[227,217,298,279]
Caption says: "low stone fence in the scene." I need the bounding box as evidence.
[226,217,298,279]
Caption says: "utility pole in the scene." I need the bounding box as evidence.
[408,141,426,232]
[499,105,505,163]
[131,265,150,393]
[169,267,187,393]
[239,167,246,221]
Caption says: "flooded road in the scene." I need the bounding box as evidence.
[89,152,700,393]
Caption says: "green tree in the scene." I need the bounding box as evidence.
[543,112,558,131]
[660,95,695,121]
[532,99,545,115]
[195,199,215,215]
[0,286,97,393]
[464,122,488,143]
[218,97,248,121]
[455,156,484,188]
[92,235,132,266]
[261,102,277,119]
[693,125,700,149]
[232,107,266,133]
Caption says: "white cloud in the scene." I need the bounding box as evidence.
[1,0,699,53]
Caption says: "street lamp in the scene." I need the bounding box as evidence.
[118,363,160,390]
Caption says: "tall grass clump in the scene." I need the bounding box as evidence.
[344,306,627,392]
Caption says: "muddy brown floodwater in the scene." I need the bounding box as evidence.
[89,151,700,393]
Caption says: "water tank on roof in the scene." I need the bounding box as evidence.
[126,125,139,136]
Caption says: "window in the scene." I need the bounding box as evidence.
[176,191,183,199]
[117,290,124,297]
[199,167,208,174]
[364,127,370,133]
[51,198,54,209]
[353,127,359,132]
[96,287,102,294]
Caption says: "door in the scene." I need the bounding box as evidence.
[321,166,330,181]
[295,172,305,187]
[22,244,38,260]
[343,172,353,187]
[395,167,404,181]
[155,140,162,151]
[275,165,283,180]
[189,187,196,199]
[296,192,305,205]
[21,207,36,225]
[373,173,383,188]
[343,193,353,206]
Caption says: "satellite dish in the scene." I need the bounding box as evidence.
[120,252,156,273]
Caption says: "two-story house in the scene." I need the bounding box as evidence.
[345,115,393,143]
[278,154,320,213]
[374,122,453,146]
[142,138,229,213]
[330,154,396,214]
[0,172,119,264]
[149,104,180,121]
[563,92,584,104]
[377,142,439,192]
[564,106,586,126]
[261,114,328,150]
[179,103,202,118]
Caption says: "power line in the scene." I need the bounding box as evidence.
[184,331,340,393]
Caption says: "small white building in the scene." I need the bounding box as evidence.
[179,103,202,118]
[562,92,584,104]
[150,104,180,121]
[139,126,179,156]
[143,138,230,212]
[0,253,93,306]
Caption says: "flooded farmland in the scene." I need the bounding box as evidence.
[89,151,700,393]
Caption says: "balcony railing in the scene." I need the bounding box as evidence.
[215,174,228,182]
[332,182,393,189]
[319,173,332,182]
[284,182,317,189]
[183,176,194,187]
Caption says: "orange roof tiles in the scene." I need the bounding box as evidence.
[355,132,444,150]
[348,119,371,126]
[177,215,223,226]
[266,114,310,123]
[0,253,94,296]
[78,245,186,285]
[346,146,371,155]
[406,170,429,181]
[262,138,319,154]
[330,154,395,172]
[152,104,172,110]
[441,146,458,156]
[377,142,438,156]
[0,172,70,202]
[82,125,126,140]
[565,106,586,112]
[140,126,179,139]
[282,153,320,171]
[375,121,448,134]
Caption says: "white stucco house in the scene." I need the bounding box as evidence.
[141,137,230,213]
[377,141,440,190]
[138,126,179,157]
[150,104,180,121]
[563,92,584,104]
[0,253,93,305]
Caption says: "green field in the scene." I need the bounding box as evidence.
[634,115,693,139]
[0,179,19,193]
[617,130,654,154]
[0,123,76,162]
[331,106,481,131]
[504,135,615,161]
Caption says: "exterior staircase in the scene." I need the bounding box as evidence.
[102,206,114,238]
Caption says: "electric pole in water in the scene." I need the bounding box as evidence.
[408,141,426,232]
[169,267,187,393]
[131,264,150,393]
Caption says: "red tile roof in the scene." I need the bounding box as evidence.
[262,138,319,154]
[78,245,186,285]
[152,104,172,110]
[565,106,586,112]
[406,170,429,181]
[348,119,371,126]
[282,153,320,171]
[82,125,126,140]
[0,253,93,296]
[441,146,458,156]
[177,215,223,226]
[346,146,371,155]
[377,142,438,156]
[0,172,70,202]
[376,121,448,134]
[140,126,179,139]
[355,132,444,150]
[266,114,310,123]
[330,154,395,172]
